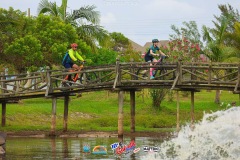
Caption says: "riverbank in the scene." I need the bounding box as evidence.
[4,131,172,138]
[0,90,239,135]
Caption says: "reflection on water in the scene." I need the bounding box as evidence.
[4,136,164,160]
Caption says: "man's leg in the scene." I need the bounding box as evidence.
[72,64,81,82]
[150,59,158,79]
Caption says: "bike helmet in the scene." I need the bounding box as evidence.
[152,39,159,43]
[71,43,78,48]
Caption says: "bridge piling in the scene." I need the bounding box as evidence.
[176,91,180,132]
[63,96,69,132]
[50,97,57,136]
[118,91,124,142]
[1,73,6,127]
[1,102,6,127]
[191,91,195,127]
[130,90,135,133]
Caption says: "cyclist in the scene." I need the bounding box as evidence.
[144,39,167,79]
[62,43,85,85]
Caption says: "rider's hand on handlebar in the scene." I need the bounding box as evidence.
[77,60,83,64]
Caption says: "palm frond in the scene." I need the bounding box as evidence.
[37,0,60,17]
[71,5,100,24]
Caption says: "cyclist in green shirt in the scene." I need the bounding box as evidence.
[62,43,85,84]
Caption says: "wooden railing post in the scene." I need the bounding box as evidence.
[234,64,240,94]
[191,59,196,83]
[208,62,212,85]
[130,58,135,80]
[113,58,121,88]
[0,72,6,95]
[45,66,53,96]
[177,59,182,85]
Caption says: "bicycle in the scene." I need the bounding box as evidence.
[56,61,98,89]
[135,55,169,80]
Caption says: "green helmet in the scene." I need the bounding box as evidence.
[152,39,159,43]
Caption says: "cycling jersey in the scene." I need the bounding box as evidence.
[144,45,160,62]
[62,49,84,69]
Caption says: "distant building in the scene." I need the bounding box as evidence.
[129,40,169,53]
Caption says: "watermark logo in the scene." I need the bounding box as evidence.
[83,144,90,153]
[110,140,140,156]
[92,145,107,155]
[143,146,160,152]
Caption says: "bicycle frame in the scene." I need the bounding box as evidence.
[63,61,85,83]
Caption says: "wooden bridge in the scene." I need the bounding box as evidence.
[0,59,240,137]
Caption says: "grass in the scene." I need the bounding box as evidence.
[0,90,239,133]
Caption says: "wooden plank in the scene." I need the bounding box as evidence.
[171,73,179,90]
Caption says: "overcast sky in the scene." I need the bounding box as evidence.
[1,0,240,46]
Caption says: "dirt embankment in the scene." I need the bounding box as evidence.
[4,131,172,138]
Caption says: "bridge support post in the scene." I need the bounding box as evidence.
[50,97,57,136]
[118,91,124,142]
[130,90,135,133]
[1,102,6,127]
[176,91,180,132]
[1,72,6,127]
[191,91,195,127]
[63,96,69,132]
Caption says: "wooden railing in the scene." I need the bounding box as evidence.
[0,61,239,101]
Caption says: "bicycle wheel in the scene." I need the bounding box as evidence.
[79,72,98,84]
[159,68,167,80]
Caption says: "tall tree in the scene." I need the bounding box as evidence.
[202,4,239,104]
[170,21,203,48]
[37,0,108,51]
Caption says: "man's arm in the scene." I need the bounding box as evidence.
[68,49,78,61]
[76,52,84,61]
[150,49,158,56]
[159,50,166,56]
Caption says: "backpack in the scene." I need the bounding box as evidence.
[62,51,70,66]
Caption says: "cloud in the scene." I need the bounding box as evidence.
[144,0,205,18]
[100,12,117,25]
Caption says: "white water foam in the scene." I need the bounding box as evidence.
[142,107,240,160]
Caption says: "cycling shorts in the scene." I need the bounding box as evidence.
[63,63,73,69]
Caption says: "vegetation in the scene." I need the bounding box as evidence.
[0,90,238,133]
[0,2,239,132]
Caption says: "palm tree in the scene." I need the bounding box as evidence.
[202,8,238,104]
[37,0,108,51]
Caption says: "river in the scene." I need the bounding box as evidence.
[1,106,240,160]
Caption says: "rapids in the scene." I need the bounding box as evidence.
[142,107,240,160]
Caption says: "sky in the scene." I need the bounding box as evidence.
[1,0,240,46]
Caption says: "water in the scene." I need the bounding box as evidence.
[143,107,240,160]
[3,136,164,160]
[2,107,240,160]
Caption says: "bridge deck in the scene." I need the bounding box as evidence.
[1,61,239,102]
